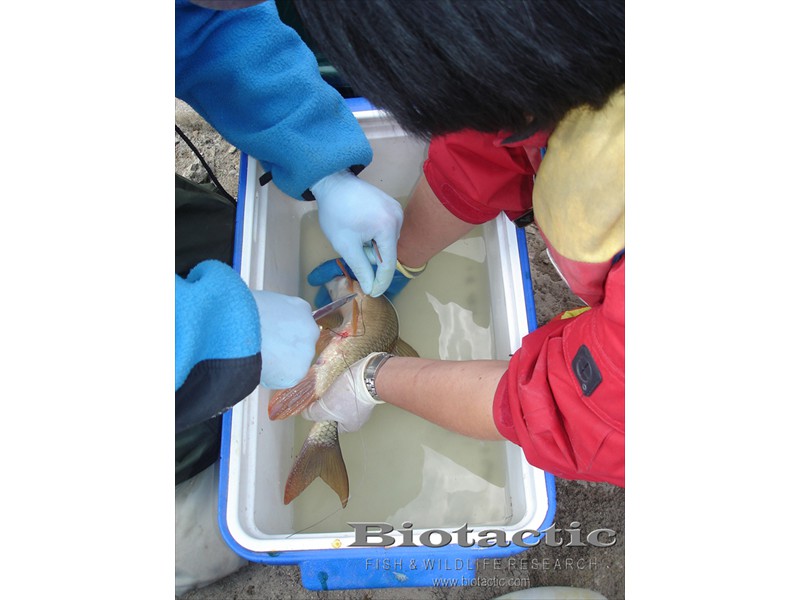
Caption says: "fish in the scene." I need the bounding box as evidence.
[269,273,417,508]
[283,420,349,508]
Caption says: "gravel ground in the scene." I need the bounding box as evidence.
[175,101,625,600]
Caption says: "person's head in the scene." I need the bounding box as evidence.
[294,0,624,140]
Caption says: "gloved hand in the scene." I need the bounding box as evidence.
[302,353,387,432]
[308,254,426,308]
[251,290,320,389]
[311,169,403,298]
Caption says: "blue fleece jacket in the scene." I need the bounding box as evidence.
[175,0,373,198]
[175,0,372,430]
[175,261,262,431]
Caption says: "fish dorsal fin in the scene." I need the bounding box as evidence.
[392,337,419,358]
[284,420,350,508]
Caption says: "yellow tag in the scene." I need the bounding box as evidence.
[561,307,591,320]
[396,260,427,279]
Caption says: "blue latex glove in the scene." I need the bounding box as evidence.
[251,290,320,389]
[308,253,422,307]
[311,169,403,297]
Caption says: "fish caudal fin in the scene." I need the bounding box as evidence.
[268,365,319,420]
[284,420,349,508]
[393,337,419,358]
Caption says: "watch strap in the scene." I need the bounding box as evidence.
[362,352,394,403]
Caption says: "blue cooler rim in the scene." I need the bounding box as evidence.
[219,107,557,587]
[344,97,376,112]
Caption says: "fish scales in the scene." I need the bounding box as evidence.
[312,286,400,398]
[268,276,401,420]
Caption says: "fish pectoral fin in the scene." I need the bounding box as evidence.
[392,337,419,358]
[284,421,350,508]
[268,366,319,420]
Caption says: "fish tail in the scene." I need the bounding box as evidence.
[267,365,320,420]
[284,421,349,508]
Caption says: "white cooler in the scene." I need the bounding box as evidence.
[218,103,556,590]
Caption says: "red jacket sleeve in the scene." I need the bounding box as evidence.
[423,130,547,224]
[493,256,625,487]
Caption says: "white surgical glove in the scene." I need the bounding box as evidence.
[251,290,320,389]
[302,353,388,432]
[311,169,403,297]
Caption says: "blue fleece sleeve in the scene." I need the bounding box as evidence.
[175,260,261,391]
[175,0,373,198]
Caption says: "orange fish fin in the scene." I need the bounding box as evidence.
[335,259,354,291]
[371,239,383,264]
[351,296,361,336]
[267,366,319,420]
[392,337,419,358]
[284,421,349,508]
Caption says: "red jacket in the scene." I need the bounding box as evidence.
[423,90,625,486]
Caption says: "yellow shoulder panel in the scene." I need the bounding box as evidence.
[533,87,625,263]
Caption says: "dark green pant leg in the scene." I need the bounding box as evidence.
[175,173,236,485]
[175,173,236,278]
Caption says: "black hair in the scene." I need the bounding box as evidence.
[294,0,624,139]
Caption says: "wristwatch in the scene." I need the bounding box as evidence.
[363,352,394,403]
